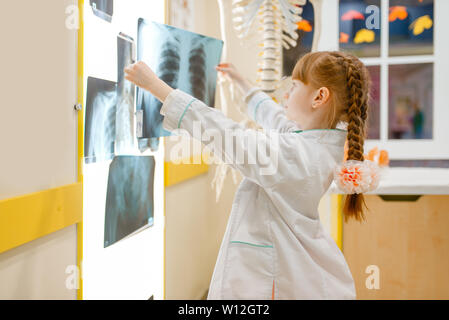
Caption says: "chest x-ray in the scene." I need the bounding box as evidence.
[136,18,224,141]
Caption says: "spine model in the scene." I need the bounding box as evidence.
[231,0,305,92]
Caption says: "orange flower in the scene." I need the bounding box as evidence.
[340,32,349,44]
[343,141,349,161]
[389,6,408,22]
[296,19,312,32]
[366,146,379,161]
[379,150,389,167]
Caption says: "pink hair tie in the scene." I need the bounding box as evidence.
[333,160,380,194]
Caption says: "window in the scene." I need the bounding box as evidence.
[336,0,449,165]
[283,0,316,76]
[389,0,434,56]
[388,62,433,140]
[366,65,380,139]
[339,0,381,57]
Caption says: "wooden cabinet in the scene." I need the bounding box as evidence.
[342,195,449,299]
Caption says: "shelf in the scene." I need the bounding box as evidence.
[327,167,449,195]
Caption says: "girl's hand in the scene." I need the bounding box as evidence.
[215,62,244,83]
[216,62,252,95]
[124,61,173,102]
[124,61,158,92]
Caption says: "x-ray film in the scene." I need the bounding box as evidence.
[137,137,160,153]
[85,77,117,164]
[116,33,136,154]
[136,18,224,141]
[104,155,155,248]
[90,0,114,23]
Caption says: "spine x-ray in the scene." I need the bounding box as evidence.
[84,76,117,164]
[116,33,136,154]
[104,155,155,248]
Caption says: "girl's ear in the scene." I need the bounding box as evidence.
[312,87,330,108]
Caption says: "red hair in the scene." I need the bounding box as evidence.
[292,51,372,222]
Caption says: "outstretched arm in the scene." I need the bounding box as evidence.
[243,86,299,132]
[216,63,299,132]
[124,61,301,189]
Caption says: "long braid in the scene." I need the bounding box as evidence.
[335,52,370,222]
[344,56,365,162]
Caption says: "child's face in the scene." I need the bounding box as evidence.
[283,79,317,124]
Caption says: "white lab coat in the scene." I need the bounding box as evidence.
[160,87,356,300]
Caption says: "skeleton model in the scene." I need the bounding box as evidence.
[211,0,321,201]
[232,0,306,93]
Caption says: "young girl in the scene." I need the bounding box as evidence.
[124,50,376,300]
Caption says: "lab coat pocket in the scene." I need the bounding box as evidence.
[221,241,275,300]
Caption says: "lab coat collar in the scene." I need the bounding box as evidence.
[290,128,348,146]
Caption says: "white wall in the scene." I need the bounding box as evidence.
[0,0,78,299]
[0,0,78,200]
[0,225,77,300]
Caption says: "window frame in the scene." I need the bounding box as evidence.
[328,0,449,160]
